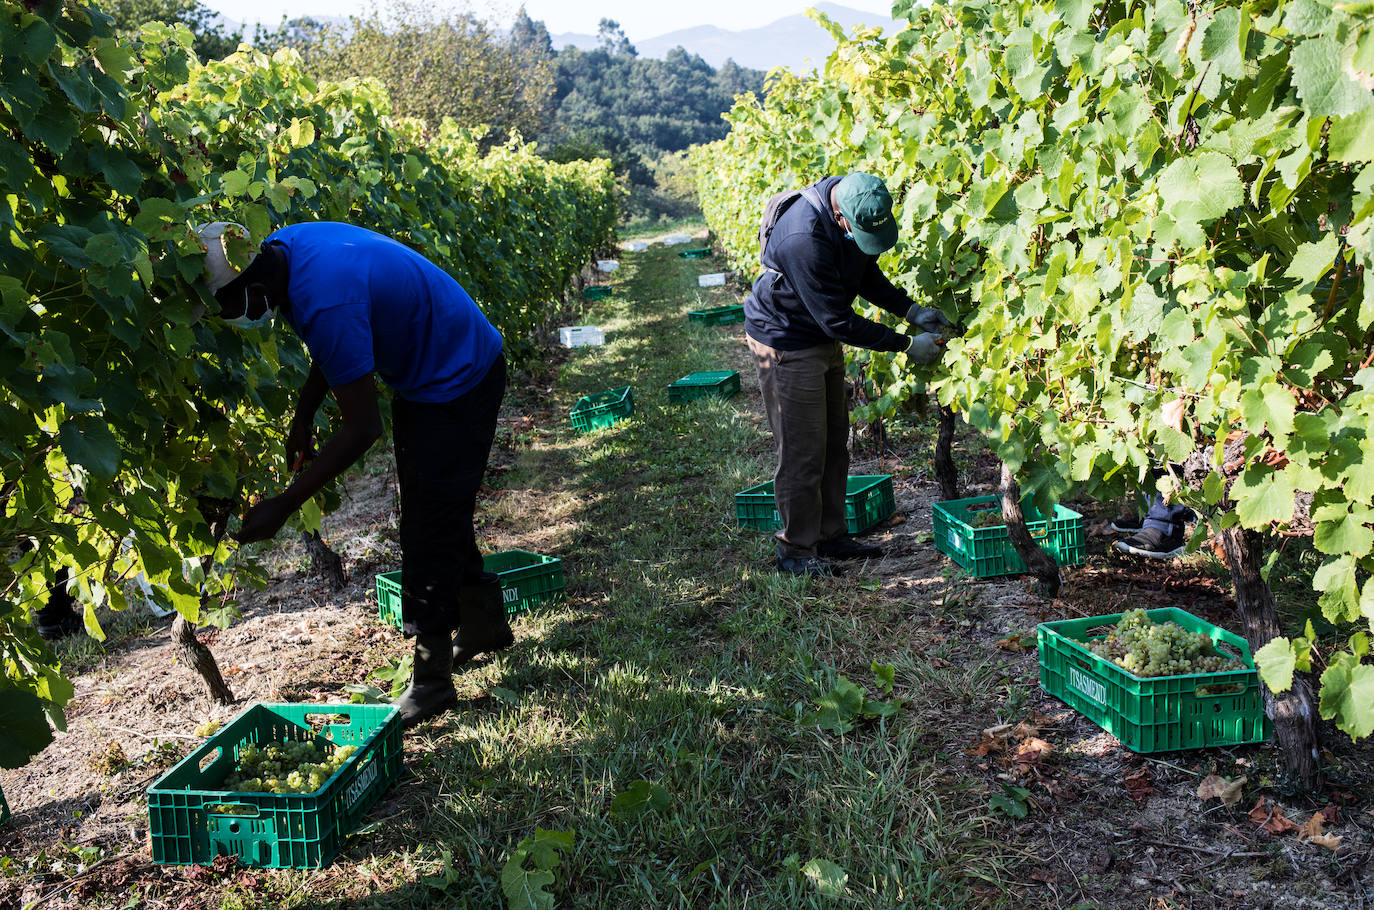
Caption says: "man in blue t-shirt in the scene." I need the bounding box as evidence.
[197,221,510,728]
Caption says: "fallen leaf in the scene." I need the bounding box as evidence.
[1299,813,1325,840]
[1030,867,1059,884]
[1248,798,1300,835]
[967,733,1005,756]
[1196,774,1247,809]
[1123,767,1155,807]
[1319,805,1339,824]
[932,657,953,668]
[1309,833,1343,852]
[1015,737,1052,772]
[1013,721,1040,740]
[995,635,1029,652]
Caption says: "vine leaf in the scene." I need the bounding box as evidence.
[1255,637,1297,693]
[0,688,55,769]
[1290,35,1374,118]
[802,858,848,898]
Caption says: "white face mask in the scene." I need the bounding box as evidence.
[222,286,273,331]
[223,311,273,331]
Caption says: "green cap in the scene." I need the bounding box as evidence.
[835,173,898,255]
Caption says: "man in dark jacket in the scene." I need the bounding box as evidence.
[746,173,951,577]
[198,221,512,728]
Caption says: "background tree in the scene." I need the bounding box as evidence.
[101,0,242,61]
[305,0,556,142]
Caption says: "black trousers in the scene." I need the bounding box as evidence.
[392,353,506,637]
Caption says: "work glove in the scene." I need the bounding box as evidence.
[906,332,945,366]
[905,303,955,336]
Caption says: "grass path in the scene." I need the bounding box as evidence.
[343,239,1003,908]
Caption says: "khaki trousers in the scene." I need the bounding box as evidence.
[746,335,850,558]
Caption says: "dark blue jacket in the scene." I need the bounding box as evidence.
[745,176,912,352]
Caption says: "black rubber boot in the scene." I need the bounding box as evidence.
[451,577,515,669]
[397,633,459,729]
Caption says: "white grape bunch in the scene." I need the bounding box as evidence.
[222,740,359,795]
[1085,610,1243,678]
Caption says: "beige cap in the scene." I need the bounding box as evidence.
[194,222,257,294]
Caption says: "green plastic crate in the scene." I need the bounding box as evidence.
[668,370,740,403]
[932,495,1084,578]
[1,785,9,826]
[376,550,565,628]
[570,386,633,432]
[678,248,710,259]
[147,703,402,869]
[1038,608,1271,753]
[735,475,895,535]
[582,285,612,300]
[687,304,745,326]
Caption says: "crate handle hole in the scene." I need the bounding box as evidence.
[229,821,240,834]
[304,713,350,730]
[198,746,223,774]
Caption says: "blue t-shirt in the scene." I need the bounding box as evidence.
[267,222,503,402]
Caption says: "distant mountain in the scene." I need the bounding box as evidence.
[550,3,900,73]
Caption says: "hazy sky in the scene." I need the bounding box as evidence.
[201,1,897,36]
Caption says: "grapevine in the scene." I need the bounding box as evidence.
[1086,609,1243,678]
[0,4,617,770]
[692,0,1374,742]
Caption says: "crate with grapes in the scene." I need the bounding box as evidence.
[1038,608,1271,753]
[147,703,402,869]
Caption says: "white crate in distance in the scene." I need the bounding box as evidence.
[559,325,605,347]
[661,234,692,246]
[698,272,727,287]
[620,240,648,252]
[596,259,620,272]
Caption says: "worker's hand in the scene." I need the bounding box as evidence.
[285,419,315,473]
[905,304,955,336]
[906,332,946,365]
[234,495,296,544]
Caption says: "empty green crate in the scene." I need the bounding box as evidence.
[376,550,565,628]
[1038,608,1271,753]
[678,248,710,259]
[570,386,633,432]
[147,703,402,869]
[668,370,740,403]
[1,785,9,826]
[687,305,745,326]
[932,495,1084,578]
[582,285,612,300]
[735,475,895,535]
